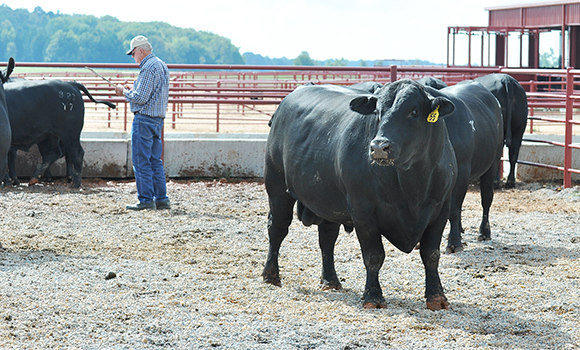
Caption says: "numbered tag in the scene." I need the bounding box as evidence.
[427,106,440,123]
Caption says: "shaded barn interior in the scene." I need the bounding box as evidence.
[448,1,580,69]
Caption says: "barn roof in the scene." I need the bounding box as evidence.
[485,1,580,28]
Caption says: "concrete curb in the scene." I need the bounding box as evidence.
[13,132,579,183]
[14,132,268,180]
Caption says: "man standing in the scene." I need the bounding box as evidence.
[116,35,171,210]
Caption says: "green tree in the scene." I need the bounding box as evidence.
[45,30,80,62]
[540,48,561,68]
[294,51,314,66]
[0,4,245,64]
[325,58,348,66]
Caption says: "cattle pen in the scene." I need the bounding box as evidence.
[1,62,579,349]
[5,62,580,187]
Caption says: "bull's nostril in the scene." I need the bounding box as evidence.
[370,139,392,159]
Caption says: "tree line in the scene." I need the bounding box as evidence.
[0,5,439,66]
[0,5,244,64]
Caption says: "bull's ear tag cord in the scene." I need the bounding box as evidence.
[427,105,440,123]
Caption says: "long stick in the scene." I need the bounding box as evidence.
[85,66,116,87]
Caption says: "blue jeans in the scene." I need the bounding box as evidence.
[131,114,168,204]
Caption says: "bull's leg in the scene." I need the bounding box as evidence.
[420,213,450,311]
[6,147,19,186]
[262,165,296,287]
[318,221,342,290]
[355,229,386,309]
[63,141,84,188]
[505,134,523,189]
[478,167,496,241]
[30,138,62,184]
[446,172,469,254]
[0,153,8,187]
[262,198,295,286]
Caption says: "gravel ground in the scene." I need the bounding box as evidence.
[0,178,578,349]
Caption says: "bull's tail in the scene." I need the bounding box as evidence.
[504,79,514,148]
[73,82,116,109]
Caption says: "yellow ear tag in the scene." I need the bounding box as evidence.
[427,106,440,123]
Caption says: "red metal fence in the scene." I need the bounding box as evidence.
[5,62,579,187]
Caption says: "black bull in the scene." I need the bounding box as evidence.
[263,81,458,310]
[263,79,503,310]
[474,73,528,189]
[5,80,116,188]
[429,82,504,253]
[0,58,15,185]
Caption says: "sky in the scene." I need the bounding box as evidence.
[0,0,553,64]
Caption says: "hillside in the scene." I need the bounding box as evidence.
[0,5,440,66]
[0,5,244,64]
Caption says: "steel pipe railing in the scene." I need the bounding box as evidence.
[3,62,578,186]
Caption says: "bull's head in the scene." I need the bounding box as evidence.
[350,79,455,169]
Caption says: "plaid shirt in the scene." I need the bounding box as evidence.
[126,54,169,118]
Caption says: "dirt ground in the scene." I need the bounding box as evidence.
[0,178,578,349]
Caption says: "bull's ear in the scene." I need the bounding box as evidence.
[427,96,454,122]
[1,57,14,83]
[350,96,378,115]
[6,57,14,78]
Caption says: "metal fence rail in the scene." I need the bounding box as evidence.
[4,62,578,187]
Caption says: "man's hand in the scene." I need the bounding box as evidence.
[115,84,125,96]
[115,83,133,96]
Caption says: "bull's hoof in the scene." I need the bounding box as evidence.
[262,270,281,287]
[263,277,281,287]
[505,181,516,189]
[362,300,388,309]
[446,244,464,254]
[477,234,491,242]
[28,178,40,186]
[426,295,450,311]
[321,279,342,291]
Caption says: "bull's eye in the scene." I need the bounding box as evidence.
[410,109,419,118]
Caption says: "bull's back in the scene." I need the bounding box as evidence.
[266,85,374,221]
[475,74,528,133]
[440,83,503,179]
[6,80,85,139]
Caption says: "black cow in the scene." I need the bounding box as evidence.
[430,81,504,253]
[263,80,458,310]
[0,58,15,186]
[5,80,115,188]
[417,77,448,90]
[5,135,64,186]
[475,73,529,188]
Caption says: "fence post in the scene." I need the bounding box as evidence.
[564,68,573,188]
[216,80,221,133]
[124,102,128,132]
[529,80,535,134]
[390,65,398,83]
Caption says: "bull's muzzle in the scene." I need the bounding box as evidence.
[370,139,393,160]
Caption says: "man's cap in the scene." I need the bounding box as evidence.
[127,35,149,55]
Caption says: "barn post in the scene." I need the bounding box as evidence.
[447,27,451,67]
[481,30,485,67]
[495,33,505,67]
[468,29,473,67]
